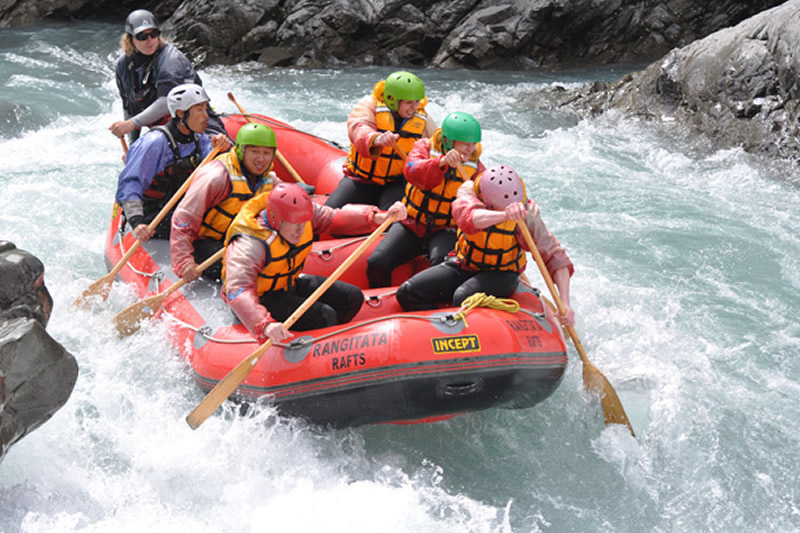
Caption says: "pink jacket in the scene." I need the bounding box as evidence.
[451,181,574,278]
[223,203,382,342]
[345,93,438,178]
[170,160,281,277]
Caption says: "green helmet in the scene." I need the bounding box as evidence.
[235,123,277,159]
[383,71,425,112]
[441,112,482,152]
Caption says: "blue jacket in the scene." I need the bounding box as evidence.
[115,127,212,221]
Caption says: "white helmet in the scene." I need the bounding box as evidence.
[167,83,209,118]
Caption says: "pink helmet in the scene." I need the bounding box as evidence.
[266,183,314,228]
[477,164,526,210]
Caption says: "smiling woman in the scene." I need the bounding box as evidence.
[109,8,223,143]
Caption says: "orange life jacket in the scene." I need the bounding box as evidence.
[345,80,429,186]
[197,150,275,241]
[223,192,314,293]
[403,129,481,230]
[455,217,526,273]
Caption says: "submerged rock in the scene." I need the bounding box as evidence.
[0,242,78,461]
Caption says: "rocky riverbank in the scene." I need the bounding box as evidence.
[540,0,800,163]
[0,1,784,69]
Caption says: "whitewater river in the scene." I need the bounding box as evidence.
[1,22,799,532]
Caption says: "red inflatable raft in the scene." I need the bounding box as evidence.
[221,113,346,195]
[103,115,568,427]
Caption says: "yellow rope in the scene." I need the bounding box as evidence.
[451,292,520,328]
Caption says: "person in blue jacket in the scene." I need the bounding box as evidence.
[115,83,231,242]
[109,9,225,143]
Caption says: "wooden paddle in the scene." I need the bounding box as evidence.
[112,248,225,337]
[391,140,408,161]
[455,162,471,181]
[226,92,307,185]
[185,212,398,429]
[121,137,129,153]
[518,223,635,436]
[72,146,222,308]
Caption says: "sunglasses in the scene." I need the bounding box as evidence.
[134,29,161,41]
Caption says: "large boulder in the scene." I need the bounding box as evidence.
[551,0,800,162]
[0,318,78,459]
[0,242,78,461]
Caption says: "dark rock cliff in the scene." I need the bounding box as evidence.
[0,0,785,69]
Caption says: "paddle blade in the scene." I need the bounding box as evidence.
[112,295,163,338]
[185,347,269,429]
[582,362,635,436]
[71,274,113,309]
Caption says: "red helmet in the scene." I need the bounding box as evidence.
[266,183,314,228]
[477,164,526,210]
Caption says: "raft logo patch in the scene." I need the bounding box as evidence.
[432,334,481,354]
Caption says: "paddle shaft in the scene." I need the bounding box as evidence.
[160,247,225,299]
[110,147,220,275]
[113,248,226,336]
[518,223,634,435]
[455,163,471,181]
[391,140,408,161]
[72,146,221,308]
[186,213,398,429]
[517,225,582,358]
[149,146,222,231]
[121,137,128,153]
[226,92,307,184]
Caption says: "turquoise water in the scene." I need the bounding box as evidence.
[1,21,799,532]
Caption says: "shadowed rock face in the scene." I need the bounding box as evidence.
[0,318,78,459]
[0,0,785,69]
[0,242,77,461]
[543,0,800,164]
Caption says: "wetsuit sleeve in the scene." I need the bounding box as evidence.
[519,201,574,278]
[223,236,273,342]
[170,161,230,276]
[403,137,447,190]
[130,97,169,128]
[347,94,380,158]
